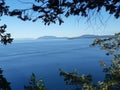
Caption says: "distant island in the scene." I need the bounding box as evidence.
[37,35,113,40]
[68,35,113,39]
[37,36,67,39]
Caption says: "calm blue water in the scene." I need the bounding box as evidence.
[0,39,111,90]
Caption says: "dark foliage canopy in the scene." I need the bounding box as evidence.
[0,68,11,90]
[9,0,120,25]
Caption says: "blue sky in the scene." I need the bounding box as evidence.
[1,0,120,39]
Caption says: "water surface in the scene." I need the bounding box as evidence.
[0,39,111,90]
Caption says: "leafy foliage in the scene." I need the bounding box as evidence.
[0,0,13,45]
[8,0,120,25]
[24,73,46,90]
[92,33,120,90]
[0,68,11,90]
[60,33,120,90]
[0,0,9,17]
[0,24,13,45]
[60,69,94,90]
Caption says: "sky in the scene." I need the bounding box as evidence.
[1,0,120,39]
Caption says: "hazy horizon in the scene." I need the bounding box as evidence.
[14,34,114,40]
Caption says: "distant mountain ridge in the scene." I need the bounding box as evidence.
[37,36,67,39]
[37,35,113,40]
[68,35,113,39]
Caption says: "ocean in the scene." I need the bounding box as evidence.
[0,39,111,90]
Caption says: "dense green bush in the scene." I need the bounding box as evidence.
[0,68,11,90]
[24,73,46,90]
